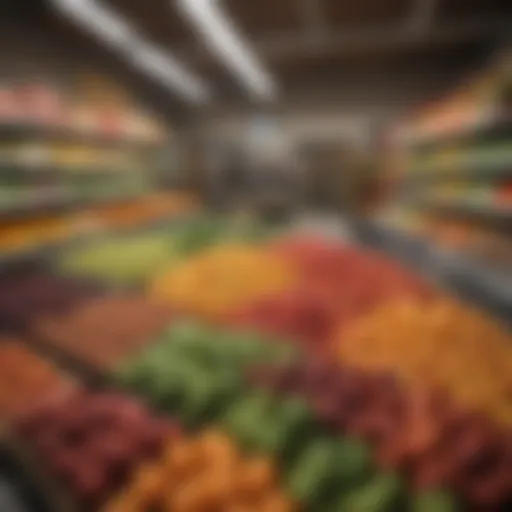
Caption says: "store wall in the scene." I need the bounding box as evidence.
[197,65,474,148]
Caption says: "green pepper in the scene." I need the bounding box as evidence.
[332,437,374,493]
[340,473,406,512]
[286,438,341,508]
[411,490,459,512]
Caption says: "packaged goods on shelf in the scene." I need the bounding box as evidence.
[0,339,72,421]
[33,295,173,370]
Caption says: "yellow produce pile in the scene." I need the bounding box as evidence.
[337,298,512,425]
[150,244,298,320]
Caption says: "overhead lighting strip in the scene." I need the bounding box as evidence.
[177,0,278,101]
[51,0,211,104]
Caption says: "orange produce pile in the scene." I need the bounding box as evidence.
[105,429,297,512]
[337,299,512,426]
[0,339,72,420]
[0,216,71,252]
[150,244,298,321]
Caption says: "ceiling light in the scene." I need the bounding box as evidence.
[129,40,211,103]
[177,0,278,101]
[51,0,134,50]
[51,0,211,104]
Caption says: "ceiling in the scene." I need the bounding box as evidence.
[3,0,512,119]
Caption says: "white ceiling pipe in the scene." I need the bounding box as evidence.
[177,0,278,101]
[50,0,212,104]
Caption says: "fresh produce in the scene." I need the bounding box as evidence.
[338,472,405,511]
[235,235,435,351]
[412,490,460,512]
[170,215,271,257]
[150,244,298,320]
[286,437,373,508]
[251,360,511,509]
[0,216,70,252]
[229,289,337,353]
[0,268,100,329]
[170,216,226,255]
[58,233,182,286]
[0,339,72,420]
[222,391,315,464]
[16,388,179,508]
[115,320,299,428]
[337,298,512,426]
[271,236,433,309]
[34,295,173,370]
[104,429,297,512]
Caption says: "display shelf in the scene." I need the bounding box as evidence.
[405,113,512,152]
[405,156,512,183]
[0,209,200,269]
[0,432,71,512]
[0,122,167,149]
[417,198,512,229]
[0,161,146,177]
[350,217,512,324]
[0,190,153,221]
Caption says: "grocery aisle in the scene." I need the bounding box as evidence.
[1,1,512,511]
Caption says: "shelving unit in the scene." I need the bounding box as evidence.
[0,122,166,149]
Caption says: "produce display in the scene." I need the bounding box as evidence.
[0,193,199,258]
[151,244,298,321]
[15,388,180,508]
[104,429,297,512]
[0,339,72,421]
[0,218,511,511]
[115,320,299,428]
[0,216,71,253]
[58,233,182,287]
[381,51,512,270]
[0,267,100,329]
[115,323,459,511]
[33,295,173,370]
[230,237,434,352]
[337,299,512,426]
[251,360,509,509]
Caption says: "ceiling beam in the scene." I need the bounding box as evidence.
[406,0,440,33]
[177,18,510,63]
[297,0,328,42]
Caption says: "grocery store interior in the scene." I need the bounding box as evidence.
[1,0,512,511]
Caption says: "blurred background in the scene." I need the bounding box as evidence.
[0,2,512,510]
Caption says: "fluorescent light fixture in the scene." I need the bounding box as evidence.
[50,0,211,104]
[177,0,278,101]
[51,0,134,50]
[129,40,210,103]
